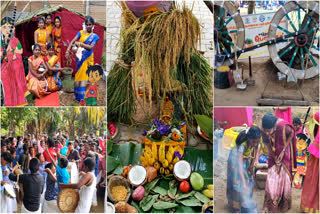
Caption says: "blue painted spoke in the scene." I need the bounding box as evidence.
[307,42,320,51]
[219,16,233,31]
[304,16,311,31]
[219,42,230,57]
[279,43,296,58]
[304,46,318,66]
[277,25,291,35]
[300,48,304,70]
[215,6,224,28]
[289,47,299,68]
[298,8,301,30]
[221,30,238,35]
[221,37,234,46]
[285,14,297,32]
[307,27,317,36]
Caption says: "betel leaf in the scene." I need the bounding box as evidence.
[107,155,120,173]
[140,194,159,212]
[144,178,160,195]
[151,208,167,213]
[169,180,178,196]
[153,201,178,210]
[175,205,197,213]
[194,192,210,203]
[152,186,167,196]
[194,115,213,141]
[178,198,202,207]
[131,201,144,213]
[176,191,195,200]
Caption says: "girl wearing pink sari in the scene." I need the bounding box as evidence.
[1,17,29,106]
[261,113,297,212]
[300,111,319,213]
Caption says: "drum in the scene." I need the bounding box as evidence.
[57,188,79,213]
[4,184,16,198]
[67,162,79,184]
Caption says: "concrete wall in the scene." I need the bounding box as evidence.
[106,0,213,72]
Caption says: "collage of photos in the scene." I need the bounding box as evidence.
[0,0,319,214]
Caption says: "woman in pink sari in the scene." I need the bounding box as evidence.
[1,17,29,106]
[261,113,297,212]
[300,111,319,213]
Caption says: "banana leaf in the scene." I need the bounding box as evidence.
[109,141,143,166]
[183,147,213,186]
[194,115,213,141]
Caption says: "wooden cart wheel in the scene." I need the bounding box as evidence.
[214,1,245,67]
[268,1,319,79]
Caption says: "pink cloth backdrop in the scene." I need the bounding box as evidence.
[125,1,171,17]
[275,107,292,124]
[214,107,253,129]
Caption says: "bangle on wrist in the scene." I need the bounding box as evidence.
[282,148,286,152]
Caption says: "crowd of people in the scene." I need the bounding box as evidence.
[1,130,106,213]
[226,109,319,213]
[1,12,99,106]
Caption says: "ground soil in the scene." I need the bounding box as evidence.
[214,57,319,106]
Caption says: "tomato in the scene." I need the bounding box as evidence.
[179,180,190,193]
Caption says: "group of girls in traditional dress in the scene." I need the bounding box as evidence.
[1,12,99,106]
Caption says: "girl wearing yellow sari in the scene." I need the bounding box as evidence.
[44,43,62,92]
[34,17,48,58]
[52,16,62,63]
[45,14,54,43]
[66,16,99,101]
[26,44,50,98]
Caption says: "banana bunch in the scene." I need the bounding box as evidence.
[202,184,213,199]
[139,142,185,176]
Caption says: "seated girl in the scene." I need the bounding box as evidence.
[44,43,62,92]
[26,44,51,98]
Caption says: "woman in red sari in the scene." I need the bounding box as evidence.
[261,113,297,213]
[1,17,29,106]
[301,111,319,213]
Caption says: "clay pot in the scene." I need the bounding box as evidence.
[62,67,74,93]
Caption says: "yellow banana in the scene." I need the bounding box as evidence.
[159,141,165,163]
[166,151,173,164]
[162,159,169,168]
[152,143,158,160]
[203,189,213,199]
[139,155,148,167]
[168,146,175,156]
[172,156,180,164]
[207,184,213,190]
[149,157,155,166]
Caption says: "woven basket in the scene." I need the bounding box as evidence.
[107,175,131,203]
[202,201,213,213]
[57,188,79,213]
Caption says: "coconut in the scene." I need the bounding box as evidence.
[173,160,192,181]
[128,165,147,187]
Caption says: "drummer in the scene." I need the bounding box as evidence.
[1,151,17,213]
[9,158,45,213]
[59,158,96,213]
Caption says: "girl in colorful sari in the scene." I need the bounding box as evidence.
[227,126,261,213]
[301,111,319,213]
[1,17,29,106]
[26,44,51,98]
[261,113,297,213]
[65,16,100,101]
[45,14,54,43]
[52,16,62,63]
[34,17,48,58]
[44,43,62,92]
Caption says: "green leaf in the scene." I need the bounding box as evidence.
[169,180,178,196]
[144,178,160,195]
[194,115,213,141]
[176,191,195,200]
[175,205,197,213]
[107,140,114,155]
[152,186,167,196]
[194,192,210,204]
[140,194,159,212]
[107,155,120,173]
[153,202,178,210]
[151,208,167,213]
[131,201,144,213]
[110,142,143,166]
[112,164,123,175]
[178,198,202,207]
